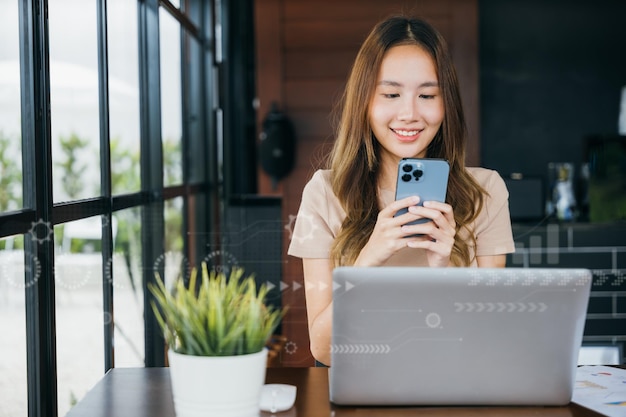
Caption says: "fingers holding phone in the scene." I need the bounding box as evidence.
[393,158,455,265]
[354,196,422,266]
[356,159,452,266]
[403,200,456,236]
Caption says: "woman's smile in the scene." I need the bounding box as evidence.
[391,128,423,142]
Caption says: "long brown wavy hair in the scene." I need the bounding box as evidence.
[328,15,485,267]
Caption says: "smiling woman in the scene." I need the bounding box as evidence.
[287,15,515,366]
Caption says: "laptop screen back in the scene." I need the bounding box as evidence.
[329,267,592,406]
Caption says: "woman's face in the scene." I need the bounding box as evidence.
[368,44,444,168]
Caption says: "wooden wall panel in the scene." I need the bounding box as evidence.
[284,50,357,79]
[255,0,478,366]
[284,80,343,109]
[284,0,452,20]
[283,20,377,49]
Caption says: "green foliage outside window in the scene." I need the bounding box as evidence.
[0,131,22,212]
[1,131,184,255]
[0,131,23,250]
[56,132,89,200]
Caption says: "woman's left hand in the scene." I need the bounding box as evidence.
[401,200,456,267]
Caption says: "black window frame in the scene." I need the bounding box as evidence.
[0,0,222,416]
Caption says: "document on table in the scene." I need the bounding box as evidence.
[572,365,626,416]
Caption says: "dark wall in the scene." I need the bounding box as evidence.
[480,0,626,181]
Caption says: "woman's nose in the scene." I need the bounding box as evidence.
[397,98,417,121]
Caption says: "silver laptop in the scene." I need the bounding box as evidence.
[330,267,592,406]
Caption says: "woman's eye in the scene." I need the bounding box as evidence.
[383,93,399,99]
[420,94,435,99]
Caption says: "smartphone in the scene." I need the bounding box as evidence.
[394,158,450,226]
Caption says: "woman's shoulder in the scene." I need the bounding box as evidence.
[310,168,332,182]
[304,169,333,190]
[465,166,506,191]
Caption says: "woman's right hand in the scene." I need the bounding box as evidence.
[354,196,424,266]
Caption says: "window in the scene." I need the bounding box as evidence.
[55,218,105,417]
[108,0,141,195]
[0,2,27,413]
[0,236,28,416]
[49,0,101,203]
[0,0,23,211]
[0,1,220,416]
[160,8,183,187]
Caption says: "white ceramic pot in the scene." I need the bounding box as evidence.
[168,348,268,417]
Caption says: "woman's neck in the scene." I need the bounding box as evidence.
[377,156,400,191]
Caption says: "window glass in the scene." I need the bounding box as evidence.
[165,197,184,254]
[49,0,101,202]
[0,5,27,416]
[110,208,145,366]
[160,9,183,187]
[0,235,28,417]
[182,0,201,28]
[185,34,204,183]
[0,0,23,211]
[164,197,186,285]
[108,0,141,195]
[55,218,104,417]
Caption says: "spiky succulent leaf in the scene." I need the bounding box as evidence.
[148,263,285,356]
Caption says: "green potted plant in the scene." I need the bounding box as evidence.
[149,263,284,417]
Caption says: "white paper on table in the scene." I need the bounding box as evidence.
[572,365,626,417]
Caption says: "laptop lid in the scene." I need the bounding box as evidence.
[329,267,592,406]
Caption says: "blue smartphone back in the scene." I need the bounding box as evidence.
[394,158,450,225]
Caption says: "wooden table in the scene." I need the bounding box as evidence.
[65,367,604,417]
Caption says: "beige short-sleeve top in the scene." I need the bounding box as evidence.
[287,168,515,266]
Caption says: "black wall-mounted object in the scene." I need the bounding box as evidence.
[259,103,296,188]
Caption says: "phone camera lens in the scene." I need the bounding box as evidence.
[401,174,412,182]
[402,164,413,173]
[413,169,423,179]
